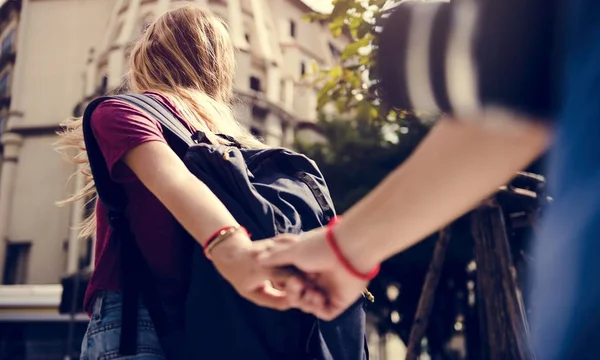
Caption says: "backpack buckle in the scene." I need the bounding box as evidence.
[192,131,210,144]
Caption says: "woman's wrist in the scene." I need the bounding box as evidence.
[209,230,252,264]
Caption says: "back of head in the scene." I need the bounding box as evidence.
[56,4,265,238]
[128,4,264,148]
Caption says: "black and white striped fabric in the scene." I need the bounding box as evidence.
[376,0,560,122]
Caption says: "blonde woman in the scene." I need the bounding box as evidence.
[57,5,317,359]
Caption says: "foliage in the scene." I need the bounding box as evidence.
[305,0,395,122]
[300,0,435,212]
[297,1,462,357]
[297,114,428,213]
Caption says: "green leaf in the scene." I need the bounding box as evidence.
[302,12,330,23]
[340,36,371,62]
[369,106,379,120]
[371,0,388,8]
[330,0,353,18]
[329,65,343,79]
[328,16,345,37]
[310,60,319,75]
[356,21,374,39]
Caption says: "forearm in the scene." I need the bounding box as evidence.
[336,117,552,271]
[144,169,251,254]
[124,141,250,263]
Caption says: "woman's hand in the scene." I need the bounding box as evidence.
[257,229,369,321]
[210,232,305,310]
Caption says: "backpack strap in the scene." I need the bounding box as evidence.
[82,95,185,357]
[119,93,243,148]
[118,93,195,147]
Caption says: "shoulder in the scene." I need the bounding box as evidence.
[88,97,170,178]
[90,97,164,139]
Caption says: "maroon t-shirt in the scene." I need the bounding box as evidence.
[83,92,196,314]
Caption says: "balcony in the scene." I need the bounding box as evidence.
[234,88,296,125]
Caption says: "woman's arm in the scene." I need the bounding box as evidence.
[123,141,243,252]
[123,141,301,309]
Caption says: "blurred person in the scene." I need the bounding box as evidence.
[257,0,600,358]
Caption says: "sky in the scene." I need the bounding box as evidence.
[302,0,334,13]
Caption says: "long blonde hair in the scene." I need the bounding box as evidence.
[57,4,266,238]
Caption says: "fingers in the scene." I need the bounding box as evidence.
[249,280,329,315]
[248,239,276,254]
[248,281,293,311]
[312,306,342,322]
[297,288,327,315]
[270,235,301,245]
[272,275,328,315]
[256,240,299,267]
[248,275,337,320]
[244,235,335,315]
[249,235,299,257]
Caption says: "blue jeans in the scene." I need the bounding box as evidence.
[80,291,166,360]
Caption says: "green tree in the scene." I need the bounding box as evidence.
[300,0,435,211]
[297,114,428,213]
[306,0,388,119]
[298,2,464,357]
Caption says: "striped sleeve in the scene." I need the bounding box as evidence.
[376,0,560,124]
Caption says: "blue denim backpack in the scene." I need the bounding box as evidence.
[82,93,369,360]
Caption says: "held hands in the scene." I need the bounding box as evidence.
[208,220,379,321]
[209,231,310,311]
[255,225,378,321]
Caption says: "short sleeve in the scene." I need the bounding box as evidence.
[376,0,559,125]
[90,99,167,182]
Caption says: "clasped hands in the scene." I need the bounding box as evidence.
[210,227,372,321]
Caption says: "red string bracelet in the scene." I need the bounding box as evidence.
[326,216,380,281]
[202,225,250,259]
[203,226,232,249]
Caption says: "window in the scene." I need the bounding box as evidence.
[2,243,31,285]
[280,80,286,102]
[100,76,108,95]
[290,20,296,38]
[0,73,8,96]
[249,76,262,92]
[300,61,306,76]
[1,29,15,55]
